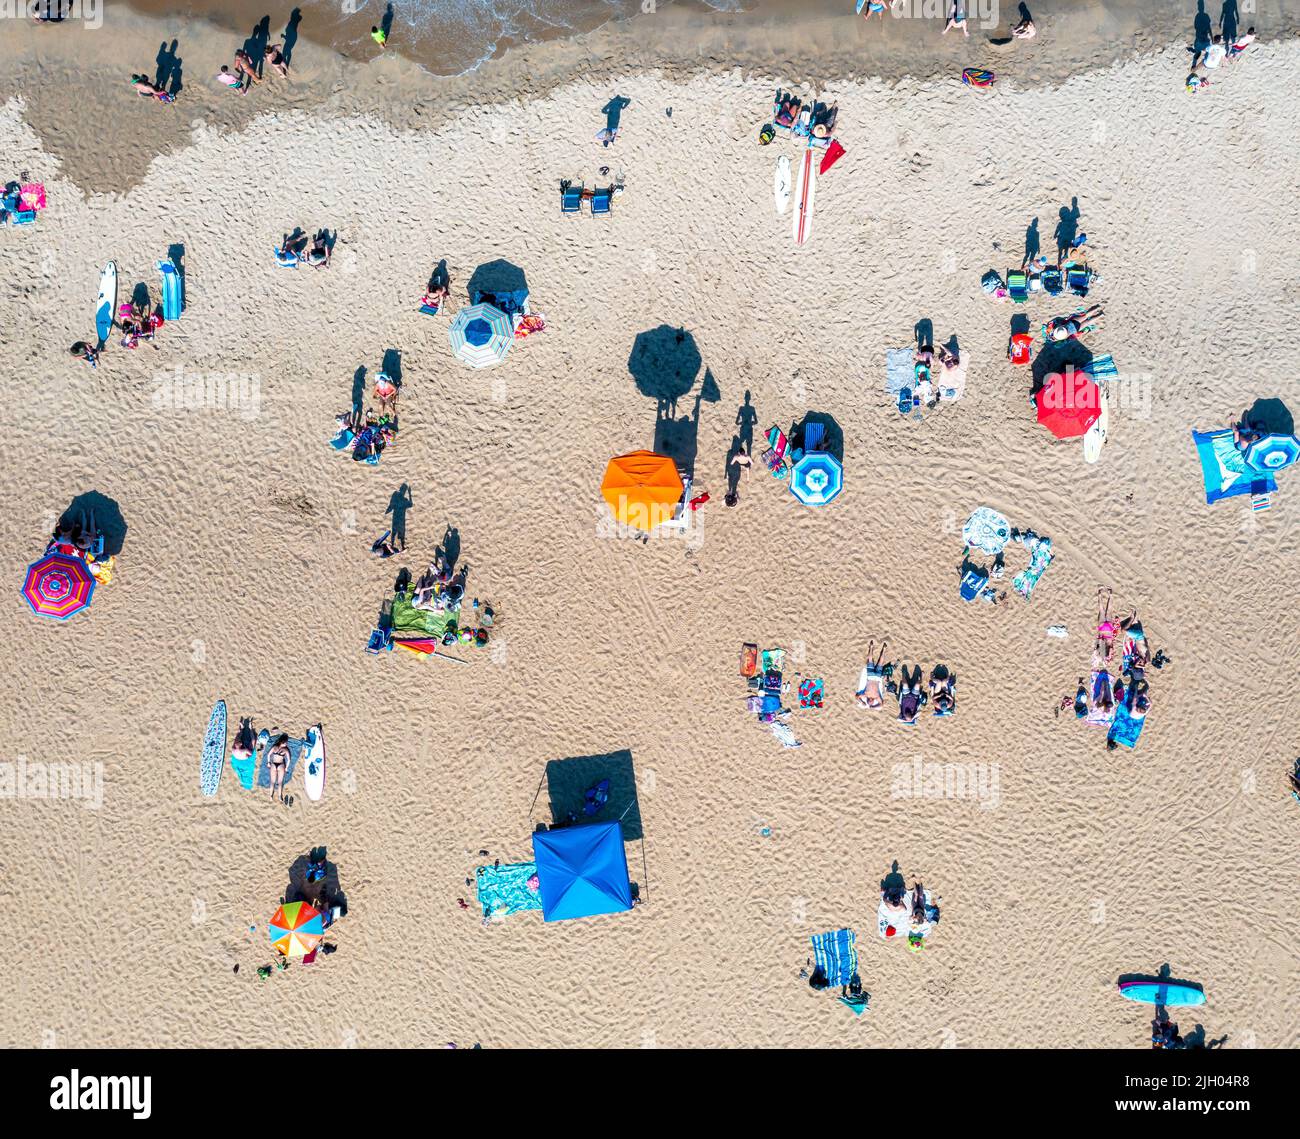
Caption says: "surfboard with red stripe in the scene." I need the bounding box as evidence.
[792,146,816,245]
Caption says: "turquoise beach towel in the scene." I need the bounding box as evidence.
[811,928,857,986]
[1108,703,1147,750]
[475,862,544,919]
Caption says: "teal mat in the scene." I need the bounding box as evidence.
[475,862,544,919]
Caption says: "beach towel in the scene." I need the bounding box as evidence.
[1083,354,1119,384]
[886,348,914,397]
[1084,674,1116,727]
[390,590,460,638]
[770,721,801,748]
[798,678,824,708]
[19,183,46,210]
[475,861,544,920]
[1192,428,1277,504]
[515,313,546,339]
[230,749,258,791]
[1108,703,1147,750]
[1012,537,1053,600]
[810,928,857,986]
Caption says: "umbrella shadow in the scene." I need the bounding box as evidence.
[467,259,528,315]
[1241,397,1293,436]
[60,491,127,556]
[541,749,642,841]
[284,847,349,916]
[791,411,844,462]
[629,324,702,416]
[1030,338,1094,400]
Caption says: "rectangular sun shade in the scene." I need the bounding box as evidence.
[532,821,633,922]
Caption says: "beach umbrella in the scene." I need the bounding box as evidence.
[1244,433,1300,472]
[1035,371,1101,439]
[789,452,843,506]
[600,451,684,530]
[268,900,324,958]
[962,507,1011,555]
[21,552,95,620]
[449,303,513,368]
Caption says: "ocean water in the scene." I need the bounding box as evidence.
[343,0,747,75]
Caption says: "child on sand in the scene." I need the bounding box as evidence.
[217,65,246,95]
[265,43,290,78]
[371,26,388,49]
[942,2,969,37]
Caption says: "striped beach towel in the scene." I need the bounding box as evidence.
[811,928,857,986]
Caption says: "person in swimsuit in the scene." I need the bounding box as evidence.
[267,733,290,801]
[373,372,398,416]
[305,232,331,268]
[1012,17,1036,39]
[862,1,887,21]
[265,43,290,78]
[942,2,969,36]
[233,50,262,86]
[70,341,99,368]
[130,74,166,98]
[895,665,926,724]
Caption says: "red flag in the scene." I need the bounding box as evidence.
[819,140,845,175]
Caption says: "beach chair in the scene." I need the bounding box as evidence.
[790,420,826,465]
[1065,264,1093,297]
[1006,270,1029,303]
[560,181,583,214]
[658,474,693,532]
[761,425,790,478]
[960,567,991,603]
[1008,333,1033,366]
[1040,265,1063,296]
[772,92,802,135]
[740,642,759,678]
[590,187,614,216]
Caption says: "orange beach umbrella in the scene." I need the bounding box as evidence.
[600,451,684,531]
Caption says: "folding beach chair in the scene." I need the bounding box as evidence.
[590,187,614,216]
[658,473,692,531]
[560,181,583,214]
[762,425,790,478]
[1006,270,1029,303]
[1040,265,1063,296]
[1065,264,1093,297]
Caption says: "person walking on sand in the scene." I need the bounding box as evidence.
[371,25,388,50]
[234,49,262,86]
[942,2,969,37]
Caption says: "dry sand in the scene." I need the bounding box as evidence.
[1,8,1299,1048]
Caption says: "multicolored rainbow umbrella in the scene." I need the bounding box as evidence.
[21,552,96,620]
[268,901,324,958]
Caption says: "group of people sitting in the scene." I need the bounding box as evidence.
[764,91,838,145]
[332,406,396,464]
[1186,26,1255,92]
[878,862,940,950]
[410,551,471,614]
[46,513,115,582]
[911,341,966,407]
[276,228,331,268]
[855,643,956,723]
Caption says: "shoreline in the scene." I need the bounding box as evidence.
[6,1,1296,194]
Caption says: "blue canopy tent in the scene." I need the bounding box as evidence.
[532,821,633,922]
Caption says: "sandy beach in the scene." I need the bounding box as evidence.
[2,3,1299,1051]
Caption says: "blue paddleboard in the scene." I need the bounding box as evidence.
[157,258,182,320]
[95,261,117,344]
[1118,980,1206,1007]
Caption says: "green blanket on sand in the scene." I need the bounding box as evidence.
[390,590,459,638]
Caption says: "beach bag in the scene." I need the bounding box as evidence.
[962,68,995,88]
[981,270,1005,295]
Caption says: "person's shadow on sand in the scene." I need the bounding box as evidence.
[155,40,183,96]
[283,7,302,64]
[1022,217,1040,268]
[385,483,412,546]
[1054,198,1081,263]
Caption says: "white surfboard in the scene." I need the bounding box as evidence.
[95,261,117,343]
[792,147,816,245]
[1083,391,1109,464]
[774,154,791,215]
[303,723,326,801]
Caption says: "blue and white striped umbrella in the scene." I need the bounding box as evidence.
[789,452,843,506]
[1244,433,1300,472]
[448,303,513,368]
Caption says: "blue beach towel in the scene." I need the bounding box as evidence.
[1108,703,1147,750]
[1084,354,1119,383]
[886,348,914,396]
[475,861,544,919]
[811,928,857,986]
